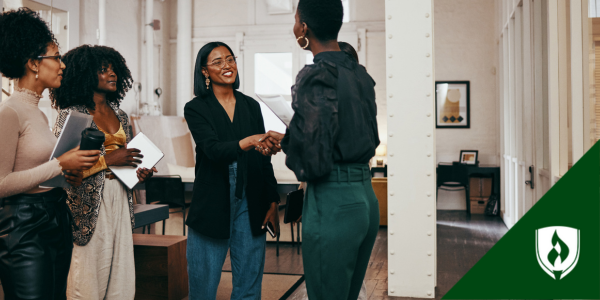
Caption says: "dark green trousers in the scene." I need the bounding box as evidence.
[302,163,380,300]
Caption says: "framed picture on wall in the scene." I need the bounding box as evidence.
[435,81,470,128]
[460,150,478,165]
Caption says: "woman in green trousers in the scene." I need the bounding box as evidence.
[264,0,380,298]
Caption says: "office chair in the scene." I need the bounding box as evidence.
[436,163,469,209]
[145,175,189,236]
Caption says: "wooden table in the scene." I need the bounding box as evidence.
[133,234,188,300]
[133,204,169,229]
[371,178,388,226]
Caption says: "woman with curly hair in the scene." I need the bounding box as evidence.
[0,8,101,300]
[51,45,155,300]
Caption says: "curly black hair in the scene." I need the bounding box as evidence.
[0,8,58,79]
[298,0,343,42]
[51,45,133,110]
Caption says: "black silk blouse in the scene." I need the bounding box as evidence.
[281,51,380,182]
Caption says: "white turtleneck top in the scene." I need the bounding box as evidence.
[0,89,62,197]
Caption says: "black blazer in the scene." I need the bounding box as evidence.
[184,90,279,239]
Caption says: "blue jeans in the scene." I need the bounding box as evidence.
[187,162,266,300]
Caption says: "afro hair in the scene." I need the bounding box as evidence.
[51,45,133,110]
[0,7,58,79]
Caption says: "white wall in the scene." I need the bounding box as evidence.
[161,0,387,177]
[77,0,172,117]
[167,0,386,129]
[434,0,499,209]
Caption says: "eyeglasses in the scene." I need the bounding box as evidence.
[37,55,62,64]
[207,56,237,69]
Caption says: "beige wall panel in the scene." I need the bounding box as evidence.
[434,0,498,165]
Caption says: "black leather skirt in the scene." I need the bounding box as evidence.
[0,188,73,300]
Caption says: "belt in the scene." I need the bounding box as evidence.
[2,188,66,206]
[319,163,371,183]
[105,173,116,180]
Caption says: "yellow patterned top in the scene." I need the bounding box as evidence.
[83,123,127,178]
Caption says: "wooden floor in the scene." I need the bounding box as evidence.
[146,207,507,299]
[284,210,507,300]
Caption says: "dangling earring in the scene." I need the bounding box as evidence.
[205,77,210,90]
[297,36,309,49]
[35,72,38,79]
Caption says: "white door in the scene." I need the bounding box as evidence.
[503,0,552,228]
[521,1,536,219]
[242,39,300,184]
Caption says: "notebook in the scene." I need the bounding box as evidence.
[40,111,93,188]
[109,132,164,189]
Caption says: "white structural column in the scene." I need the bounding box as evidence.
[385,0,436,297]
[98,0,106,45]
[570,0,586,163]
[145,0,156,115]
[177,0,192,117]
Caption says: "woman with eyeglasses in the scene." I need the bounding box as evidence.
[184,42,280,299]
[0,8,101,300]
[50,44,155,300]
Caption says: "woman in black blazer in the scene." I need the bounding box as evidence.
[184,41,280,300]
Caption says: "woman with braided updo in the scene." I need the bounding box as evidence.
[0,8,100,300]
[51,45,155,300]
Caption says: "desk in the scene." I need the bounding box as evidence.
[466,164,501,195]
[438,163,501,214]
[466,164,500,213]
[133,204,169,229]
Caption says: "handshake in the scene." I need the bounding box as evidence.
[240,131,285,156]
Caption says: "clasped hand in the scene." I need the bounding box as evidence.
[239,131,285,156]
[255,131,285,156]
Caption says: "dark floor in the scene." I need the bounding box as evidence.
[278,210,507,300]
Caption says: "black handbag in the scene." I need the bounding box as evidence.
[284,189,304,224]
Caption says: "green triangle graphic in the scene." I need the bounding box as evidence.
[443,142,600,299]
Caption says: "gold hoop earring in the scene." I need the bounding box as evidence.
[297,36,309,49]
[205,77,210,90]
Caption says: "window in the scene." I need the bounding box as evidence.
[254,53,293,95]
[306,53,314,65]
[342,0,350,23]
[1,76,12,103]
[254,53,293,133]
